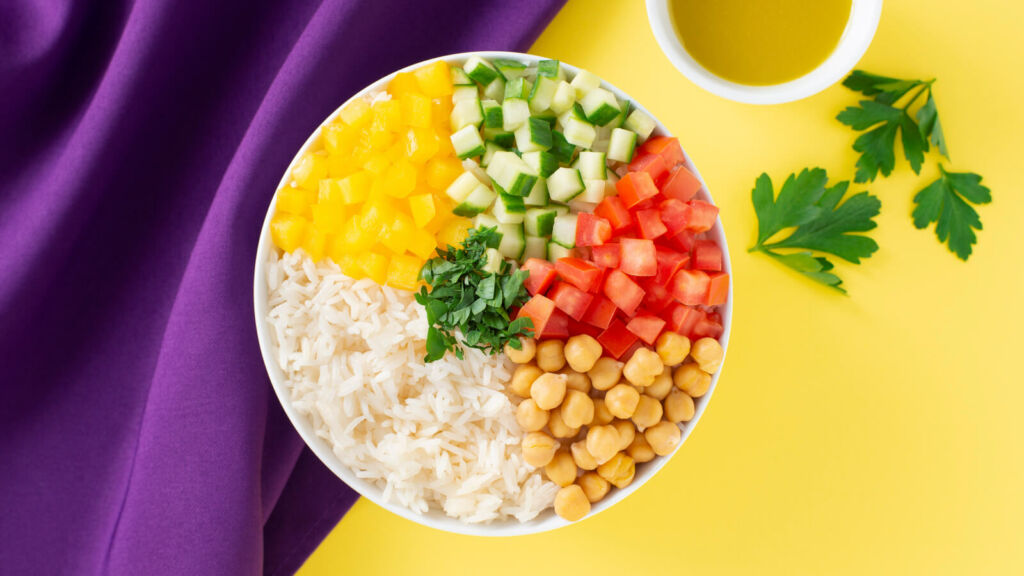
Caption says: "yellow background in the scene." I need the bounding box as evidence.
[300,0,1024,573]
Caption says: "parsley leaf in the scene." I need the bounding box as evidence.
[750,168,881,293]
[415,227,533,362]
[912,165,992,260]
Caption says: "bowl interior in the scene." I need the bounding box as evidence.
[253,51,733,536]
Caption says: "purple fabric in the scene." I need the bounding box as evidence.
[0,1,564,574]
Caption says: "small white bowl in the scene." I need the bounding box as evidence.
[646,0,883,105]
[253,51,733,536]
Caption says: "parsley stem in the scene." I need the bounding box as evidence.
[901,81,933,111]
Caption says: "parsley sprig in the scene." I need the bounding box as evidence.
[750,168,881,293]
[912,165,992,260]
[416,227,533,362]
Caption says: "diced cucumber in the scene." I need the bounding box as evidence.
[524,177,549,206]
[608,128,638,163]
[493,58,527,80]
[463,56,498,86]
[481,99,503,129]
[563,117,597,149]
[570,69,601,99]
[551,205,570,216]
[485,151,538,197]
[483,77,505,102]
[504,77,531,100]
[580,88,621,126]
[579,178,607,203]
[624,109,657,143]
[522,151,560,178]
[523,235,547,260]
[502,98,531,131]
[462,158,492,186]
[483,248,503,273]
[450,99,483,132]
[453,183,496,216]
[579,151,607,180]
[547,241,572,262]
[537,59,562,79]
[568,199,599,213]
[549,131,576,164]
[528,75,560,113]
[614,99,632,127]
[590,138,609,154]
[547,167,585,203]
[493,193,526,224]
[482,126,515,148]
[446,171,481,203]
[550,80,576,115]
[497,223,526,259]
[453,85,480,102]
[524,206,559,236]
[557,102,589,127]
[480,142,505,167]
[514,117,553,153]
[551,213,578,249]
[533,110,558,127]
[474,213,500,231]
[451,68,473,86]
[450,124,485,159]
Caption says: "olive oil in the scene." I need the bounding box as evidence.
[670,0,852,86]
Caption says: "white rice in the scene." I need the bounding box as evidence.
[265,249,557,522]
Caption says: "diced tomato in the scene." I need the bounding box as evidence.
[603,269,645,316]
[590,243,621,269]
[568,318,603,339]
[597,318,640,360]
[575,213,612,247]
[692,240,723,271]
[521,258,557,296]
[638,136,685,168]
[636,209,667,240]
[640,279,675,313]
[659,199,691,236]
[653,246,689,286]
[627,153,668,182]
[616,172,660,209]
[686,200,719,232]
[516,294,555,337]
[555,257,602,292]
[626,314,667,345]
[594,197,634,232]
[666,303,701,336]
[670,269,710,306]
[632,195,662,212]
[549,281,594,322]
[691,311,723,340]
[582,295,617,330]
[666,230,696,253]
[706,272,729,306]
[618,238,657,277]
[660,165,701,202]
[541,309,570,339]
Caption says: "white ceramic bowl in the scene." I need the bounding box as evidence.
[253,51,733,536]
[646,0,883,105]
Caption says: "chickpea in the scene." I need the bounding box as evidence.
[690,337,724,374]
[586,425,620,465]
[522,431,559,467]
[597,452,636,489]
[564,334,603,372]
[504,336,537,364]
[554,484,591,521]
[560,390,595,429]
[588,357,624,391]
[591,398,614,426]
[510,364,543,398]
[560,369,591,394]
[570,440,599,471]
[644,367,673,400]
[663,389,695,423]
[577,472,610,503]
[673,363,711,398]
[623,347,664,387]
[626,434,656,463]
[631,395,664,429]
[644,421,681,456]
[515,398,549,432]
[536,340,566,372]
[530,372,567,410]
[605,384,640,419]
[655,331,691,366]
[611,419,635,451]
[545,451,578,487]
[547,407,579,439]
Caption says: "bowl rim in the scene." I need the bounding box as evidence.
[645,0,883,105]
[253,50,733,536]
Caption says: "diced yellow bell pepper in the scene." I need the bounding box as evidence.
[363,154,390,176]
[408,193,436,228]
[302,229,329,262]
[372,99,402,132]
[326,154,359,178]
[388,71,420,97]
[318,179,342,204]
[400,93,433,129]
[341,255,365,280]
[356,251,390,285]
[414,61,453,98]
[368,120,394,149]
[432,98,453,133]
[433,128,455,157]
[337,171,371,204]
[382,160,417,198]
[339,98,372,129]
[386,253,424,291]
[436,218,471,250]
[359,197,395,238]
[321,123,358,156]
[407,228,437,259]
[292,151,328,190]
[381,211,415,255]
[404,128,440,164]
[424,157,464,190]
[276,187,315,215]
[340,215,375,252]
[311,202,346,234]
[270,213,309,253]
